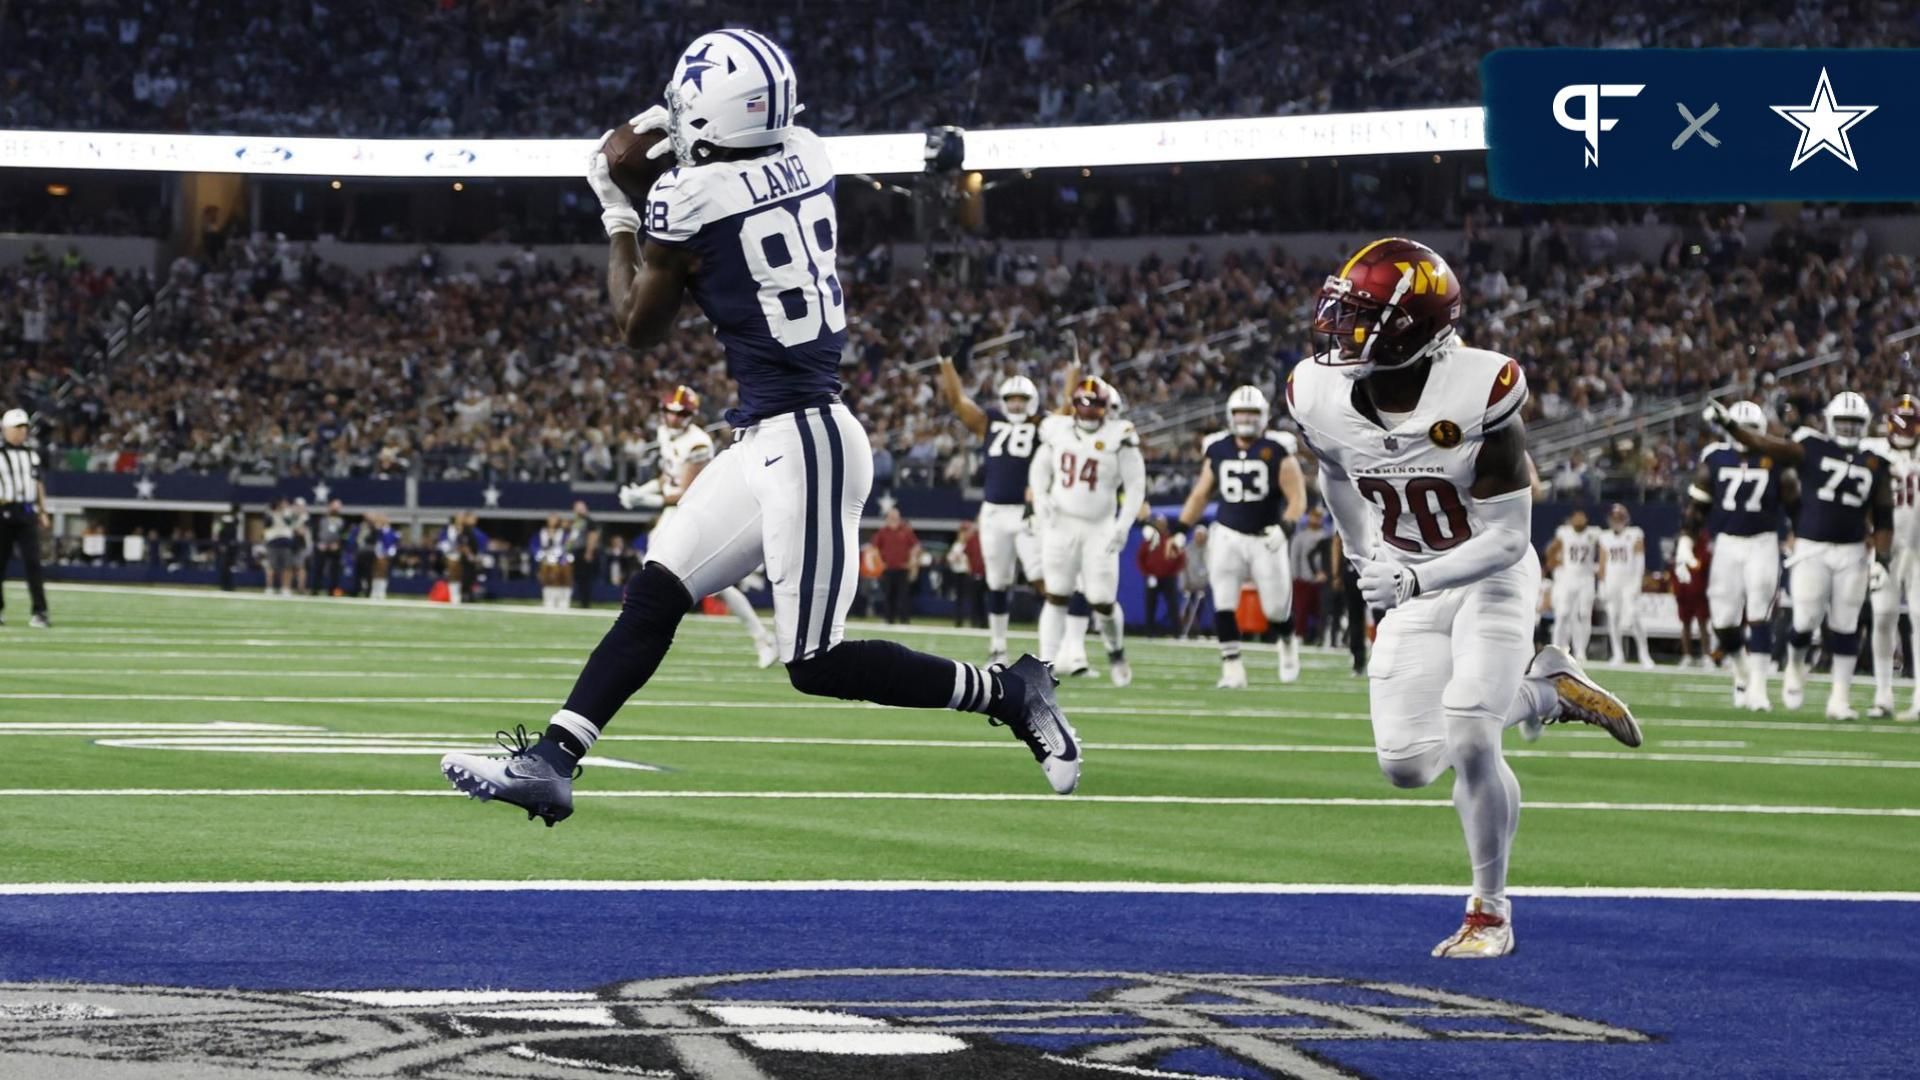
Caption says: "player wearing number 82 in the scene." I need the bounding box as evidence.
[1295,237,1640,958]
[440,29,1083,826]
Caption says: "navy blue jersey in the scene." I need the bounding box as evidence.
[1701,442,1786,537]
[981,407,1039,505]
[1793,430,1885,544]
[1205,431,1289,534]
[645,129,845,427]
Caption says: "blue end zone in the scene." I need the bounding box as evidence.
[0,889,1914,1078]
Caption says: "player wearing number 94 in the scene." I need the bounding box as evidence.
[440,29,1083,827]
[1705,392,1892,720]
[1294,237,1640,959]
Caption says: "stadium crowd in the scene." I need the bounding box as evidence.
[6,1,1913,138]
[2,214,1915,497]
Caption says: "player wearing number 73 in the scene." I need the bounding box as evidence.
[440,29,1082,826]
[1704,392,1892,720]
[1293,237,1640,959]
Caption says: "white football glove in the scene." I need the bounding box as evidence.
[1170,531,1187,551]
[618,480,664,510]
[1702,399,1732,430]
[1262,524,1289,553]
[587,130,640,238]
[627,105,674,159]
[1673,536,1696,584]
[1140,524,1160,546]
[1357,557,1420,611]
[1872,559,1891,592]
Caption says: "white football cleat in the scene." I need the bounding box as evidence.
[1743,685,1773,712]
[1782,658,1806,709]
[1108,654,1132,688]
[755,637,780,670]
[1277,640,1300,684]
[1868,701,1895,720]
[1640,655,1656,670]
[1524,644,1642,747]
[1827,701,1859,722]
[1431,898,1514,959]
[1216,657,1248,689]
[1898,705,1920,723]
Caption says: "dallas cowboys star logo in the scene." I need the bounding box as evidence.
[481,483,501,508]
[1770,67,1877,172]
[680,44,717,90]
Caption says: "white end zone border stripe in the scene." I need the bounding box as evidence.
[0,879,1912,903]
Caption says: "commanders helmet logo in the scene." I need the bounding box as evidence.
[1429,420,1463,448]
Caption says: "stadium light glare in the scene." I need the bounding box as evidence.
[0,106,1486,179]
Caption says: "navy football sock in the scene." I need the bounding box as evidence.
[789,639,1004,714]
[1215,610,1242,659]
[554,564,691,744]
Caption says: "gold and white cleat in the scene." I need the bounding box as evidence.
[1526,644,1642,747]
[1431,898,1515,959]
[1216,657,1248,689]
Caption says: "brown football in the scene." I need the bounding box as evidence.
[601,125,672,201]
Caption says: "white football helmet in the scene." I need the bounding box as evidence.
[997,375,1039,421]
[1226,385,1269,439]
[1101,379,1125,419]
[1826,390,1871,448]
[1727,400,1767,432]
[664,29,799,167]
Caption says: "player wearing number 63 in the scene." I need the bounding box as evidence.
[1163,385,1308,689]
[1705,392,1892,720]
[1029,379,1146,686]
[1293,237,1640,959]
[441,29,1083,827]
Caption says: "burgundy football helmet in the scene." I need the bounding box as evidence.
[662,385,700,430]
[1070,377,1110,432]
[1890,394,1919,449]
[1313,237,1463,378]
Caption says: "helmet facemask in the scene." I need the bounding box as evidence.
[1312,268,1454,381]
[1229,408,1264,439]
[1072,389,1108,433]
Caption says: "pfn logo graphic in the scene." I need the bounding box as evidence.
[1552,83,1645,167]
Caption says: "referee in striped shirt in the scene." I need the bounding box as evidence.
[0,408,51,628]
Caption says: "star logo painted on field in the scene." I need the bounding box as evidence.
[1770,67,1876,171]
[482,484,501,508]
[680,44,718,91]
[133,476,156,499]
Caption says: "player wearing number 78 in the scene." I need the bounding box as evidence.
[1293,237,1640,959]
[440,29,1083,827]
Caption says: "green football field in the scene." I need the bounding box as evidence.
[6,584,1918,891]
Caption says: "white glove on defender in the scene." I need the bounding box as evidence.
[1357,557,1420,611]
[618,479,665,510]
[1261,524,1289,553]
[1871,559,1891,592]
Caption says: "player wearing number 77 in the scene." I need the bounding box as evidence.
[1685,400,1792,712]
[440,29,1083,827]
[1294,237,1640,959]
[1705,393,1892,720]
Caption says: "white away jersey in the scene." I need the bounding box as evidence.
[1289,344,1528,569]
[643,127,845,426]
[1862,437,1920,551]
[658,423,717,498]
[1037,414,1139,521]
[1600,526,1645,585]
[1553,525,1602,584]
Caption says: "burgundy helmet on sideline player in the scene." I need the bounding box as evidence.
[1889,394,1920,449]
[1312,237,1463,380]
[662,385,700,431]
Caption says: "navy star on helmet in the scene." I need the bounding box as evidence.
[664,29,800,167]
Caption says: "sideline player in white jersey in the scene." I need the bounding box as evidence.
[1296,237,1639,958]
[1862,395,1920,720]
[939,359,1044,665]
[618,385,779,668]
[1709,391,1892,720]
[1598,504,1654,668]
[1544,509,1601,661]
[442,29,1080,824]
[1164,384,1307,688]
[1030,377,1146,686]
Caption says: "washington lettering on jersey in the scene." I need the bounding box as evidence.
[981,407,1039,506]
[1791,428,1886,544]
[1289,346,1527,570]
[1203,430,1292,535]
[1700,441,1785,538]
[645,128,845,427]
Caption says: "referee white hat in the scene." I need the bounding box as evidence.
[0,408,27,429]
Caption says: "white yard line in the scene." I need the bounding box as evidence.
[0,788,1914,819]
